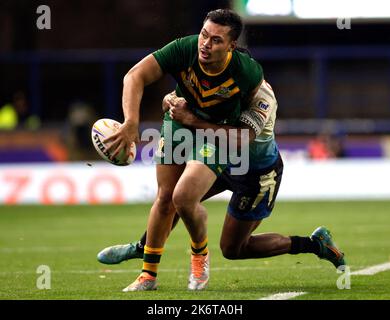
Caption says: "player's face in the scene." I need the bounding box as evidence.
[198,20,236,69]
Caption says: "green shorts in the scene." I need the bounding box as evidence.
[154,113,228,176]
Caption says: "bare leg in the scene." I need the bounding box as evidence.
[137,180,227,248]
[172,161,217,243]
[145,164,185,248]
[220,213,291,259]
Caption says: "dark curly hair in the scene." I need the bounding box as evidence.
[203,9,243,41]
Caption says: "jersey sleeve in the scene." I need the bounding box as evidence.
[152,35,197,74]
[244,58,263,92]
[234,52,264,98]
[239,80,277,136]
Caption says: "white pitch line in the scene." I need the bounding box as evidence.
[351,262,390,276]
[257,261,390,300]
[259,291,307,300]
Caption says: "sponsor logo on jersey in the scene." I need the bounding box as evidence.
[201,79,210,89]
[199,143,216,158]
[259,102,269,111]
[214,86,231,99]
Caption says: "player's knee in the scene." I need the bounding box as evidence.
[172,190,196,216]
[155,189,174,211]
[220,243,241,260]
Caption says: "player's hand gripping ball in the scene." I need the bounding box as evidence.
[91,118,136,166]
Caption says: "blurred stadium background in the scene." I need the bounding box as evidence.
[1,0,390,203]
[1,0,390,300]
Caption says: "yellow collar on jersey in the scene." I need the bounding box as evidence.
[198,51,232,77]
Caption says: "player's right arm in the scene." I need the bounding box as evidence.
[104,54,164,159]
[106,35,194,158]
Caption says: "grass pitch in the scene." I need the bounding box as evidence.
[0,201,389,300]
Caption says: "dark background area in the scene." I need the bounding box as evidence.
[2,0,389,50]
[0,0,390,162]
[1,0,390,122]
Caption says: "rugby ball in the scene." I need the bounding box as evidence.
[91,118,136,166]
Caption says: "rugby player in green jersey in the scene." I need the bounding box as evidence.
[104,9,259,292]
[103,9,345,291]
[99,87,346,291]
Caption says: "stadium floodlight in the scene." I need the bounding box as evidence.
[235,0,390,22]
[246,0,292,16]
[294,0,390,19]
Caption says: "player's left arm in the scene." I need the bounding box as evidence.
[238,79,277,136]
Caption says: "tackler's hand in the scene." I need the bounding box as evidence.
[169,101,197,126]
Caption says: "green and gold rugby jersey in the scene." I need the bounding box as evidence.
[153,35,263,125]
